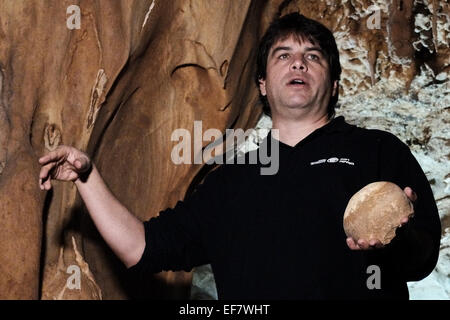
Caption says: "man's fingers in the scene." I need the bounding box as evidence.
[38,154,51,164]
[370,239,384,249]
[39,162,57,190]
[74,157,90,173]
[346,237,361,250]
[350,238,384,250]
[39,162,57,180]
[348,237,384,250]
[402,187,416,227]
[39,176,53,190]
[42,179,52,190]
[400,216,409,226]
[404,187,417,202]
[37,146,91,191]
[357,239,370,250]
[38,147,67,165]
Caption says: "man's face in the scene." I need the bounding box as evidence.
[259,34,338,117]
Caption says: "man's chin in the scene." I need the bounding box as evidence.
[271,103,311,116]
[283,95,310,107]
[284,102,310,110]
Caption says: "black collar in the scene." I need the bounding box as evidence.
[266,116,352,150]
[320,116,353,134]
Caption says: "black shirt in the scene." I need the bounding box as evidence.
[128,116,441,299]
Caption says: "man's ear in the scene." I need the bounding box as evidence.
[259,78,267,96]
[332,80,339,97]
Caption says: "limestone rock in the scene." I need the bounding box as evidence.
[343,182,414,245]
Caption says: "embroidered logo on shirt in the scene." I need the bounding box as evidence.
[310,157,355,166]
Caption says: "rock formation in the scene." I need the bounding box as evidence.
[0,0,448,300]
[0,0,273,299]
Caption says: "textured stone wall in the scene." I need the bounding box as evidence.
[0,0,448,300]
[0,0,266,299]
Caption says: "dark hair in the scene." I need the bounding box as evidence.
[255,12,341,118]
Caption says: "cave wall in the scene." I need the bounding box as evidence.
[0,0,270,299]
[0,0,166,300]
[0,0,448,300]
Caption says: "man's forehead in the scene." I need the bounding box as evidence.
[270,33,319,51]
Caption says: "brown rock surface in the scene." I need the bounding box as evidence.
[41,237,102,300]
[1,0,447,300]
[0,0,268,299]
[343,182,414,245]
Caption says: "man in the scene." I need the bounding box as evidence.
[38,13,441,299]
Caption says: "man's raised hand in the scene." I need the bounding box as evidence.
[38,145,92,190]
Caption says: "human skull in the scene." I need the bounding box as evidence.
[343,181,414,245]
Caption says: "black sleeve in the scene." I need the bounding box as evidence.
[376,132,441,282]
[127,164,226,278]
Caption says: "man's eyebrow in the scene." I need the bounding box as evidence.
[270,45,326,58]
[270,46,292,57]
[304,46,325,54]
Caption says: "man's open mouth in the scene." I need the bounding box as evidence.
[287,78,307,86]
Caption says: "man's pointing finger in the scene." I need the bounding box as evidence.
[38,148,65,165]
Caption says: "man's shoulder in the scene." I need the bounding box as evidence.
[345,120,409,149]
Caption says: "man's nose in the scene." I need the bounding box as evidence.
[291,55,307,71]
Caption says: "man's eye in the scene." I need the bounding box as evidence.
[279,53,289,60]
[308,54,319,60]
